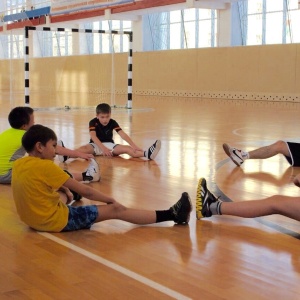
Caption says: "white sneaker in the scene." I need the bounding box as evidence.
[223,143,244,166]
[84,158,100,182]
[57,140,69,163]
[147,140,161,160]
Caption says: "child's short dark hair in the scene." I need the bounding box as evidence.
[22,124,57,152]
[96,103,111,114]
[8,106,34,129]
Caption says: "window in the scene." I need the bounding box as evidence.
[145,8,217,51]
[245,0,300,45]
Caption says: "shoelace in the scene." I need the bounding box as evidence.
[171,200,182,216]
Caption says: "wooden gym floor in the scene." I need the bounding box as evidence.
[1,96,300,299]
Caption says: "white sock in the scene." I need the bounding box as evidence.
[210,200,222,215]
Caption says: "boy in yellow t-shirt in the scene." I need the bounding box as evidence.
[12,124,192,232]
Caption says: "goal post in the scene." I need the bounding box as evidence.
[24,26,133,109]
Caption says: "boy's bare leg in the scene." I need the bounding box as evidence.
[248,140,290,159]
[113,140,161,160]
[95,204,157,224]
[75,144,95,154]
[197,177,300,222]
[221,195,300,221]
[94,192,192,225]
[113,144,144,157]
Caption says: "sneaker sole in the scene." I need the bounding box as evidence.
[90,159,101,182]
[149,140,161,160]
[222,143,241,167]
[196,178,206,219]
[196,178,212,219]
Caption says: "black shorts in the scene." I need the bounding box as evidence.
[285,142,300,166]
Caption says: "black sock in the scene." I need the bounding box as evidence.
[155,209,174,223]
[70,190,82,201]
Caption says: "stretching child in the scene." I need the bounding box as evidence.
[0,106,95,184]
[196,177,300,222]
[12,124,191,232]
[58,103,161,162]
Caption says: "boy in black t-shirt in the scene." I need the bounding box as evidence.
[59,103,161,162]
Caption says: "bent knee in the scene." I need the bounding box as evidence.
[80,144,94,153]
[274,140,288,154]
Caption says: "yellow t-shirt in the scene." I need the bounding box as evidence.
[0,128,26,175]
[12,156,70,232]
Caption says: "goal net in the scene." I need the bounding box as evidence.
[0,24,132,111]
[24,26,133,110]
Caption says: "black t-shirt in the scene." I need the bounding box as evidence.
[89,118,122,143]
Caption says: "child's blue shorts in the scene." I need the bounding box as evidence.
[62,205,98,231]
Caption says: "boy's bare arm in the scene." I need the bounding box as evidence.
[63,178,118,204]
[118,130,143,151]
[56,145,94,160]
[90,131,113,156]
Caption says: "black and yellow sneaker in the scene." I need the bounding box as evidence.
[196,178,218,219]
[170,192,192,224]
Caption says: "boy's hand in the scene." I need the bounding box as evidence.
[101,146,113,157]
[65,189,74,202]
[58,186,74,203]
[78,153,94,160]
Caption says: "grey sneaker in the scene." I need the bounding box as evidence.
[170,192,192,224]
[147,140,161,160]
[223,143,244,166]
[83,159,100,182]
[196,178,218,219]
[57,140,69,163]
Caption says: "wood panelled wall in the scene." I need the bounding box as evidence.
[1,43,300,106]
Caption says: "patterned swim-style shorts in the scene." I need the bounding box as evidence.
[62,205,98,231]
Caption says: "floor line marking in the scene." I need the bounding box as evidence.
[39,232,192,300]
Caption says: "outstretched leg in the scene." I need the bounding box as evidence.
[95,192,192,225]
[248,140,290,159]
[196,177,300,222]
[220,195,300,221]
[223,140,290,166]
[113,140,161,160]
